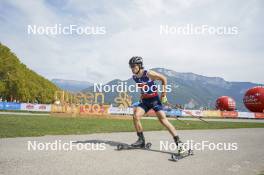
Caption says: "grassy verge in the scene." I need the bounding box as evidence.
[0,115,264,138]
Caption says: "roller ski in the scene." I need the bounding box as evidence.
[170,136,194,161]
[116,142,152,150]
[117,132,152,150]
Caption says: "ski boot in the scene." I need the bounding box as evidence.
[131,132,145,148]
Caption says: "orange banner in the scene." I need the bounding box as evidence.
[255,113,264,119]
[221,111,238,118]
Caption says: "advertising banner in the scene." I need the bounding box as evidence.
[0,102,4,110]
[221,111,238,118]
[0,102,21,110]
[21,103,51,112]
[203,110,221,117]
[255,113,264,119]
[108,106,133,115]
[182,110,203,117]
[237,112,255,119]
[165,109,182,117]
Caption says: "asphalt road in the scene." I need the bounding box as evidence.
[0,128,264,175]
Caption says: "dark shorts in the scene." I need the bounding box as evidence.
[137,96,163,113]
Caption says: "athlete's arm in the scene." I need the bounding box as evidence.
[147,70,167,97]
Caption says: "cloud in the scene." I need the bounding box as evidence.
[0,0,263,84]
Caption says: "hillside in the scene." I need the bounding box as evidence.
[0,43,59,103]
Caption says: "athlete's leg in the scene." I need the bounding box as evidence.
[131,106,146,147]
[155,110,181,146]
[133,107,146,132]
[155,110,177,136]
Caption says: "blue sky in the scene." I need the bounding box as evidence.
[0,0,263,84]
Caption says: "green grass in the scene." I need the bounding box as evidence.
[258,171,264,175]
[0,115,264,138]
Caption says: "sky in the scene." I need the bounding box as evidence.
[0,0,263,84]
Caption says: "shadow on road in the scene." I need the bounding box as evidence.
[73,139,175,155]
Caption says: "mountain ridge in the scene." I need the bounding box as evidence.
[82,68,262,111]
[52,79,93,92]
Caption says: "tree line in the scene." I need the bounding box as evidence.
[0,43,59,103]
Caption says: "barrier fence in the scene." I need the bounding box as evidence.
[0,102,263,119]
